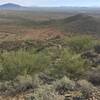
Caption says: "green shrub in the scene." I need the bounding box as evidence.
[0,50,51,80]
[54,76,75,95]
[66,36,95,53]
[50,48,88,78]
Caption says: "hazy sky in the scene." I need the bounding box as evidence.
[0,0,100,7]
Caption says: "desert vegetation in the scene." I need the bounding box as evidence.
[0,7,100,99]
[0,35,100,100]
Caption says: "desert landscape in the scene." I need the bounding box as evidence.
[0,3,100,100]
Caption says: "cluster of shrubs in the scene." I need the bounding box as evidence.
[0,35,99,81]
[0,35,99,99]
[0,48,87,81]
[0,75,98,100]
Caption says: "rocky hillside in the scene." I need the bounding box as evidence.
[0,36,99,100]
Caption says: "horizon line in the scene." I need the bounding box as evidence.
[0,3,100,8]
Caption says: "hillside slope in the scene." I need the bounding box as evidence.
[55,14,100,35]
[0,13,100,42]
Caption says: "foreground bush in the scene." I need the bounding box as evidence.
[54,76,75,95]
[50,48,88,78]
[0,50,51,80]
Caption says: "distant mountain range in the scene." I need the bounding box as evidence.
[0,3,25,10]
[0,3,100,11]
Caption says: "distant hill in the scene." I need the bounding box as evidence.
[0,3,23,10]
[55,14,100,34]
